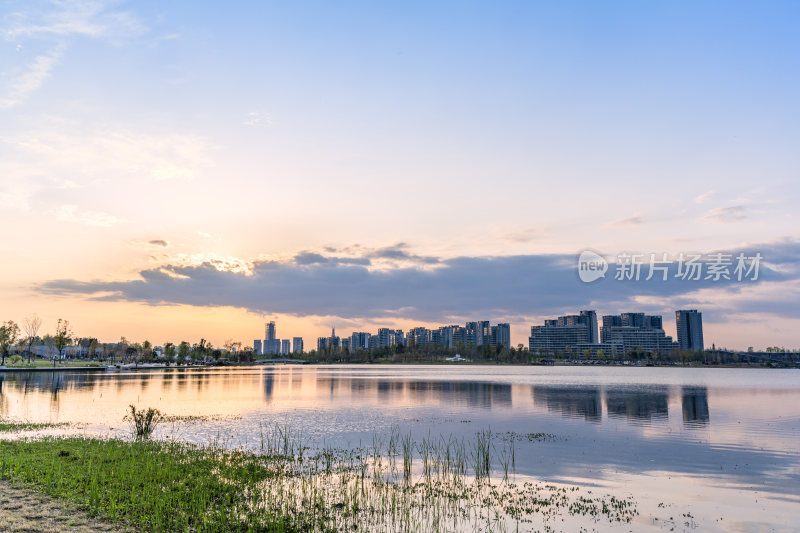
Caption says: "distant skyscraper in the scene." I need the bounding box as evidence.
[676,310,704,351]
[351,332,370,350]
[377,328,392,348]
[264,321,280,354]
[292,337,304,354]
[281,339,291,355]
[317,337,328,352]
[599,312,676,356]
[620,312,646,328]
[580,310,598,344]
[253,339,262,355]
[491,323,511,348]
[601,315,622,343]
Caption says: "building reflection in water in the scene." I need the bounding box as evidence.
[532,385,602,422]
[606,386,669,423]
[264,373,512,409]
[681,386,710,427]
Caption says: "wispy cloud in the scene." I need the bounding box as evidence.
[502,227,549,244]
[1,1,147,108]
[693,190,716,204]
[606,216,646,227]
[243,111,272,127]
[55,204,119,227]
[5,1,145,40]
[148,239,169,248]
[3,129,215,185]
[0,43,64,109]
[705,205,747,222]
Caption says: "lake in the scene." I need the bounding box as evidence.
[1,365,798,532]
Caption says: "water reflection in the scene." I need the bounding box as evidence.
[606,386,669,423]
[682,386,710,427]
[0,366,798,504]
[532,385,602,422]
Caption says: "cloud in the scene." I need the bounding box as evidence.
[36,241,800,323]
[1,1,147,108]
[148,239,169,248]
[607,216,646,227]
[243,111,272,127]
[366,244,440,265]
[5,1,145,40]
[705,205,747,222]
[693,191,716,204]
[503,227,548,244]
[55,204,118,227]
[2,129,215,185]
[0,43,64,109]
[293,252,371,266]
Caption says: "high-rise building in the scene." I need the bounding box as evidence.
[490,323,511,348]
[317,337,328,352]
[407,327,431,347]
[263,321,280,354]
[601,315,622,343]
[676,310,704,351]
[529,322,589,354]
[351,332,370,351]
[602,325,675,355]
[600,312,677,356]
[281,339,290,355]
[580,310,598,344]
[377,328,392,348]
[530,311,597,353]
[292,337,304,354]
[603,313,660,342]
[253,339,262,355]
[328,327,340,349]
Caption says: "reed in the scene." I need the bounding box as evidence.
[124,404,162,440]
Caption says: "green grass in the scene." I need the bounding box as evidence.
[2,359,105,368]
[0,438,301,532]
[0,421,65,432]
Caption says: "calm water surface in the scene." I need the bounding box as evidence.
[1,365,798,532]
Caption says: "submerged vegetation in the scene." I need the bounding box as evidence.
[0,421,637,532]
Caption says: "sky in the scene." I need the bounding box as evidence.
[1,0,799,350]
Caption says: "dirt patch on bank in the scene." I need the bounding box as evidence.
[0,480,132,532]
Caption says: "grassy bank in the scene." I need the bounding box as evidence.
[0,420,66,432]
[0,438,298,532]
[1,360,106,369]
[0,431,637,532]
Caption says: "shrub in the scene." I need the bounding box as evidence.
[124,405,162,440]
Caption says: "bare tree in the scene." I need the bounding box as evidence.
[22,315,42,364]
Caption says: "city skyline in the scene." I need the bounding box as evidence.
[249,308,713,356]
[2,1,799,349]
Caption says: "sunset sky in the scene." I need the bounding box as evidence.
[1,1,799,349]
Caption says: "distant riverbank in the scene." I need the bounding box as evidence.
[2,358,797,372]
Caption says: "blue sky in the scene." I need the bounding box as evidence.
[1,1,799,348]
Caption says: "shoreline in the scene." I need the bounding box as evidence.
[1,360,797,373]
